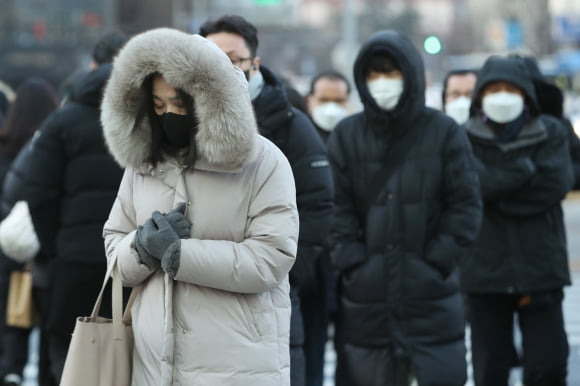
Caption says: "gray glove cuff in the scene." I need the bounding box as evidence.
[134,231,160,270]
[161,239,181,278]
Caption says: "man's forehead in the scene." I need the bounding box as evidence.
[484,80,519,89]
[205,32,250,55]
[448,73,477,89]
[314,78,349,95]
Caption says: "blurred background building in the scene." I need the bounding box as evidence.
[1,0,579,103]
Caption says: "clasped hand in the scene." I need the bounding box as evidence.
[135,202,191,267]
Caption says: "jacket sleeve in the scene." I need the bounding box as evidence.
[172,148,299,294]
[494,117,573,216]
[2,114,66,262]
[103,168,155,287]
[326,125,367,274]
[473,155,536,201]
[424,124,482,273]
[283,111,334,288]
[566,119,580,190]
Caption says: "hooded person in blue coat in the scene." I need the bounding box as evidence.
[326,30,482,386]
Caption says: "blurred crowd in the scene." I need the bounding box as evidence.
[0,13,578,386]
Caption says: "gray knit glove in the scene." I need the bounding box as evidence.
[165,202,191,238]
[159,203,191,277]
[136,211,179,259]
[162,239,182,278]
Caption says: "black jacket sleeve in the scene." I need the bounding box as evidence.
[494,117,573,216]
[473,156,536,201]
[566,119,580,190]
[284,110,334,287]
[326,123,367,274]
[424,124,482,275]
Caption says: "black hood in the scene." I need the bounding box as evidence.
[353,30,425,128]
[70,63,112,107]
[470,56,540,117]
[519,56,564,118]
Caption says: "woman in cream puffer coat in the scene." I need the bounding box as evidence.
[101,28,299,386]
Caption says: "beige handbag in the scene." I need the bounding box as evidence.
[6,269,35,328]
[60,257,139,386]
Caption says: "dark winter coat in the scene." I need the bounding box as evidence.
[0,155,21,274]
[461,56,573,294]
[528,69,580,190]
[327,30,482,385]
[252,65,334,384]
[1,63,124,265]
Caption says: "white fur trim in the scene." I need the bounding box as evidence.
[0,201,40,263]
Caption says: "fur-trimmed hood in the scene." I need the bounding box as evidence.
[101,28,257,169]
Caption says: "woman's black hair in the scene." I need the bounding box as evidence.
[132,73,198,170]
[365,51,399,75]
[0,78,59,157]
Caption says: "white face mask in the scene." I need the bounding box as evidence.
[482,91,524,123]
[248,70,264,101]
[367,78,404,111]
[311,102,348,132]
[445,96,471,125]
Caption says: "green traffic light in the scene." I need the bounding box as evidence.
[424,36,442,55]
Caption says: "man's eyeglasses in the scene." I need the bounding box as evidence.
[229,56,252,67]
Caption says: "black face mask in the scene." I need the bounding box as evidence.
[158,112,197,149]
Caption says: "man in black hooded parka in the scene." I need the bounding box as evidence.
[326,30,482,386]
[461,55,572,386]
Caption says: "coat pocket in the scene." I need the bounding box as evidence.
[237,294,262,342]
[341,253,389,303]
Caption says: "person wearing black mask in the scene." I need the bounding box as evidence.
[101,28,299,386]
[461,55,572,386]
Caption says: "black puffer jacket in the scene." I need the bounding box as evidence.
[327,31,482,383]
[461,56,573,293]
[252,65,334,384]
[1,64,124,265]
[0,155,23,273]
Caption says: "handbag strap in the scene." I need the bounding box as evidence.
[90,256,118,319]
[90,256,141,339]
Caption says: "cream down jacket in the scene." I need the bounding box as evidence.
[101,29,298,386]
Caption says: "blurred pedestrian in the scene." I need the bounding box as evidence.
[326,30,482,386]
[441,69,477,125]
[282,78,308,114]
[0,81,15,129]
[461,55,572,386]
[300,69,351,386]
[200,15,334,386]
[101,28,299,385]
[514,55,580,191]
[0,78,59,386]
[0,31,127,385]
[306,70,351,142]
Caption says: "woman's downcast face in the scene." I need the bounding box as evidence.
[152,74,196,149]
[152,75,187,116]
